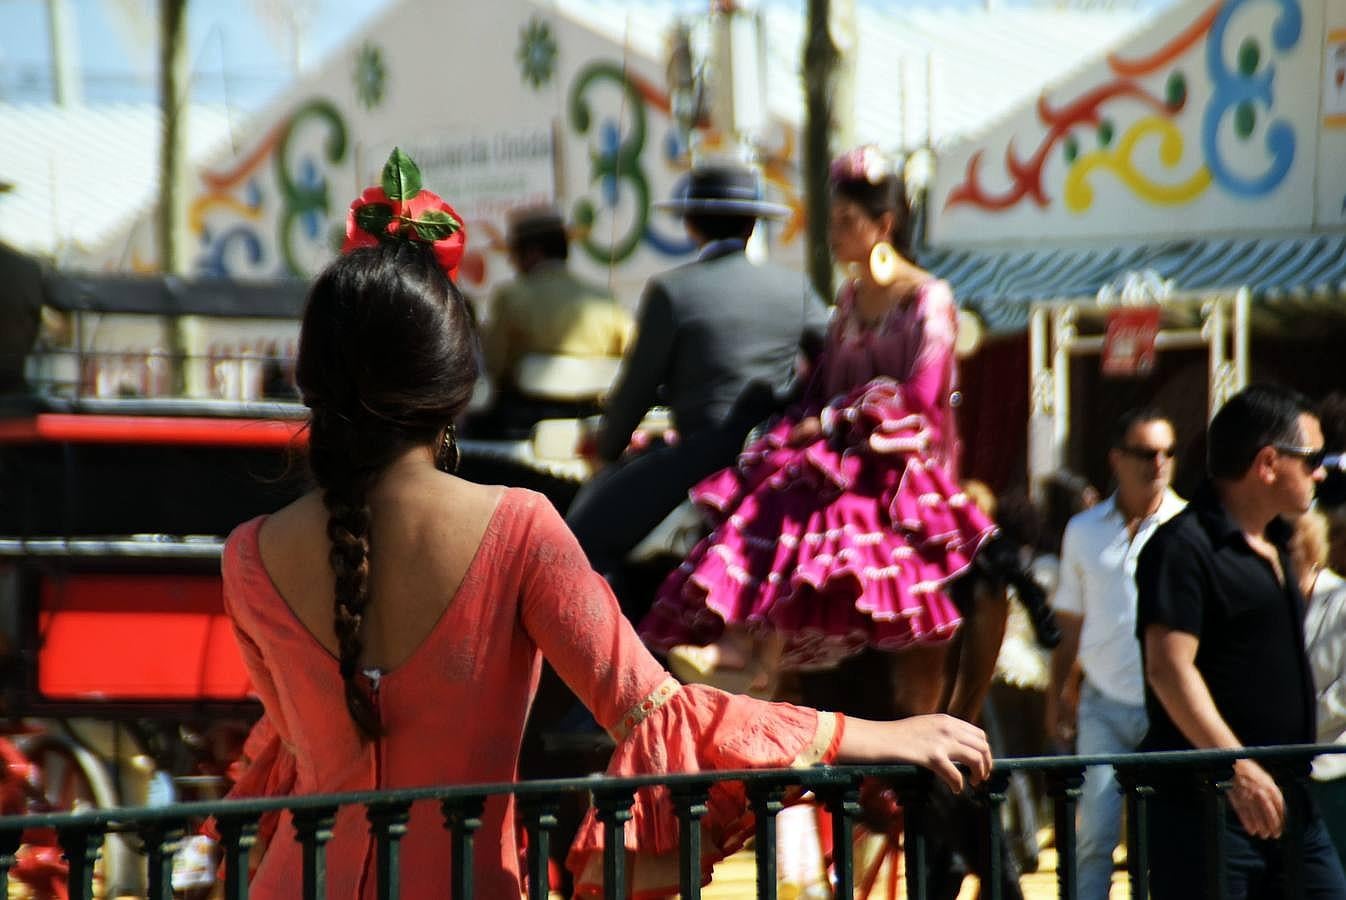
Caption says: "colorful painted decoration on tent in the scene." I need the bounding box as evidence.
[518,16,558,90]
[193,98,350,278]
[354,43,386,110]
[565,61,802,266]
[179,16,805,282]
[945,0,1302,216]
[567,60,708,264]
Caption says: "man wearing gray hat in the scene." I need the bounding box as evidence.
[566,162,829,619]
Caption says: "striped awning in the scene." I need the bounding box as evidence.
[923,232,1346,335]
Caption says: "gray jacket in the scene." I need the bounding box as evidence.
[597,245,829,462]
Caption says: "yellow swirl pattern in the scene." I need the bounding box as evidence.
[189,194,263,236]
[1064,116,1212,213]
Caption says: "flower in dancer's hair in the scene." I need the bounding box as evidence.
[517,16,557,90]
[342,148,467,281]
[830,144,894,185]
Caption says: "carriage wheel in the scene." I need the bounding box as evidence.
[16,732,134,897]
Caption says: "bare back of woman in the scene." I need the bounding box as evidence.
[257,454,503,673]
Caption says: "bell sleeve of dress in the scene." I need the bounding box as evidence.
[596,283,677,462]
[513,498,844,897]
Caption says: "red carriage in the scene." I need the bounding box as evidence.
[0,250,311,896]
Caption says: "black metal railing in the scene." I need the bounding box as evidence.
[1,744,1343,900]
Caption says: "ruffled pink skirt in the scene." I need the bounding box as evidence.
[640,378,995,671]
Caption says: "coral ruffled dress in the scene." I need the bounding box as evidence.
[641,279,995,670]
[221,488,842,899]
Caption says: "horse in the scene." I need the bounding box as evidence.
[458,358,1061,898]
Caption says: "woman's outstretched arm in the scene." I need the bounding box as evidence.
[836,714,992,793]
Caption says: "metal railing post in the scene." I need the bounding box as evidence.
[367,801,411,900]
[292,806,337,900]
[982,769,1012,900]
[820,775,861,899]
[56,824,104,900]
[518,794,560,900]
[144,821,186,900]
[1114,766,1154,900]
[216,814,259,900]
[1046,765,1085,900]
[0,744,1336,900]
[593,787,635,900]
[0,829,20,898]
[670,782,710,900]
[898,768,935,900]
[442,795,485,900]
[748,778,787,899]
[1201,765,1233,900]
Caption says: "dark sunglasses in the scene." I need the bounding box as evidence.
[1118,446,1176,462]
[1273,444,1328,469]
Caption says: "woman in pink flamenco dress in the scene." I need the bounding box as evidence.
[641,145,997,681]
[210,151,991,899]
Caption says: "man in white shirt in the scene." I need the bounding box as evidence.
[1046,408,1186,900]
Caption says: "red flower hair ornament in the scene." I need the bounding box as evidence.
[341,147,467,281]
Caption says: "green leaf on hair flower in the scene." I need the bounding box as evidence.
[354,201,395,235]
[381,147,423,201]
[410,208,461,242]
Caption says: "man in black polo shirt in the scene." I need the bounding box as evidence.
[1137,384,1346,899]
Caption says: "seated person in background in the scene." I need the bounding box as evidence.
[477,205,633,433]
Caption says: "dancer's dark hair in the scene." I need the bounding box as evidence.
[295,241,479,738]
[831,171,913,259]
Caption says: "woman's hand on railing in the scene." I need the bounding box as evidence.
[837,714,992,793]
[1229,757,1286,840]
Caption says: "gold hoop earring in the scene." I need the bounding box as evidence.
[436,423,461,474]
[869,241,899,286]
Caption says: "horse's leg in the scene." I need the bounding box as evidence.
[883,643,953,718]
[942,579,1009,723]
[945,580,1025,900]
[926,577,1020,900]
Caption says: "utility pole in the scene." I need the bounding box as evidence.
[158,0,190,393]
[803,0,839,302]
[158,0,189,275]
[45,0,82,106]
[831,0,856,153]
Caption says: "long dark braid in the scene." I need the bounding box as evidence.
[309,409,383,739]
[297,242,479,740]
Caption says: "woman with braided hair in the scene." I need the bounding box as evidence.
[217,150,991,898]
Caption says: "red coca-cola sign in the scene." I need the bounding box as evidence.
[1102,307,1160,377]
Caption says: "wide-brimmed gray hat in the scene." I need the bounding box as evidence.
[654,164,791,220]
